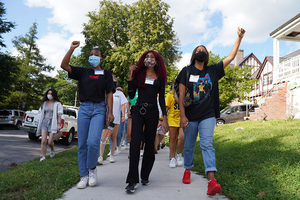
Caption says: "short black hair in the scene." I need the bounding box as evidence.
[90,48,102,57]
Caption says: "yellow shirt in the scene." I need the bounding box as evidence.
[165,91,180,127]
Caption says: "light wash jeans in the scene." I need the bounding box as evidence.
[124,118,129,145]
[77,101,105,177]
[183,117,217,175]
[117,112,126,147]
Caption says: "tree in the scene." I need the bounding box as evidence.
[0,1,17,105]
[0,1,15,48]
[2,22,55,110]
[82,0,181,90]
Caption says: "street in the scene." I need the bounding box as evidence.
[0,128,78,172]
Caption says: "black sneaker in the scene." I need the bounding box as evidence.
[125,183,137,193]
[161,143,165,149]
[141,180,150,186]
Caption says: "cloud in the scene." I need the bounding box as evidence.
[36,31,85,77]
[25,0,98,34]
[24,0,300,71]
[174,53,191,70]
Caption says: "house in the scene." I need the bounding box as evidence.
[249,13,300,120]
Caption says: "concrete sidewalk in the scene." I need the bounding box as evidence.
[58,146,228,200]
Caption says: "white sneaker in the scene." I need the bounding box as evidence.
[40,157,46,162]
[140,150,143,157]
[107,151,111,157]
[50,150,55,158]
[169,158,176,168]
[77,175,89,189]
[97,156,104,165]
[88,168,97,186]
[116,146,121,154]
[124,144,129,150]
[176,153,183,167]
[110,155,115,163]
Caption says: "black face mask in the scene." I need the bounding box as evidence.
[114,82,117,88]
[194,51,208,62]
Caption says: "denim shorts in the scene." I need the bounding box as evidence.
[41,118,52,132]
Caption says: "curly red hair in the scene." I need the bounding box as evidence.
[133,50,167,87]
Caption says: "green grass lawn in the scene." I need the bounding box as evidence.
[0,145,110,200]
[192,119,300,199]
[1,119,300,199]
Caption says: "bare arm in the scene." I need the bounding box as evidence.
[223,27,246,68]
[121,104,126,123]
[60,41,80,73]
[179,83,189,129]
[107,91,114,123]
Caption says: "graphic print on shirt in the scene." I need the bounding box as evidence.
[192,73,212,104]
[173,99,180,119]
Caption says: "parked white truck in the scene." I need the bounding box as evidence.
[21,105,78,145]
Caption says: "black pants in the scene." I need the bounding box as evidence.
[126,105,159,183]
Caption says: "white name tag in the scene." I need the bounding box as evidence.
[94,70,104,75]
[189,75,199,82]
[145,78,154,85]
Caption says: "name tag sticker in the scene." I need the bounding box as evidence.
[189,75,199,82]
[95,70,104,75]
[145,78,154,85]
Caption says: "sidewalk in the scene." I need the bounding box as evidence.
[58,146,228,200]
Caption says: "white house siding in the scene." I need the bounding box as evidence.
[287,76,300,119]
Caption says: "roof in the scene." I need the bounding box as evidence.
[270,13,300,41]
[270,13,300,37]
[256,56,285,78]
[283,48,300,59]
[237,53,262,67]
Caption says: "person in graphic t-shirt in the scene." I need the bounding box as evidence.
[61,41,115,189]
[177,27,246,196]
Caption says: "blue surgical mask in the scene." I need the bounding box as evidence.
[88,56,100,67]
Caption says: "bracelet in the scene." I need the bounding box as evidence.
[159,118,164,121]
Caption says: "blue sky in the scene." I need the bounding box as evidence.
[2,0,300,76]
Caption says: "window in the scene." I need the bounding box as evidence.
[14,111,19,116]
[263,74,268,85]
[268,73,273,84]
[240,105,246,112]
[229,107,239,113]
[0,110,12,116]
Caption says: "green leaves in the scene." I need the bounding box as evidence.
[1,22,55,110]
[81,0,181,91]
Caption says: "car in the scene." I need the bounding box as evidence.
[216,104,258,125]
[21,105,78,145]
[0,109,25,130]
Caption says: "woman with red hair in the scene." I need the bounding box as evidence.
[125,50,169,193]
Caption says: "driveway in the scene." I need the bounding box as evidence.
[0,128,78,172]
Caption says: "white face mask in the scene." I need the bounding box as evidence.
[47,94,53,100]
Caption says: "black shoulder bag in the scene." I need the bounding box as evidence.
[172,66,192,107]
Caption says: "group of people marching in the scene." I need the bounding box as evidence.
[37,27,245,196]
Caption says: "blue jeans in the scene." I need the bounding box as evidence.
[124,118,128,145]
[117,112,126,147]
[183,117,217,175]
[77,101,106,177]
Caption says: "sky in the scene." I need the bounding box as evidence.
[2,0,300,77]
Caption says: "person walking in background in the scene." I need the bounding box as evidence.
[166,81,184,168]
[103,81,127,163]
[61,41,115,189]
[116,87,127,153]
[125,50,168,193]
[177,27,245,195]
[37,88,63,162]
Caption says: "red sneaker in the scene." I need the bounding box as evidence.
[182,169,191,184]
[207,178,222,195]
